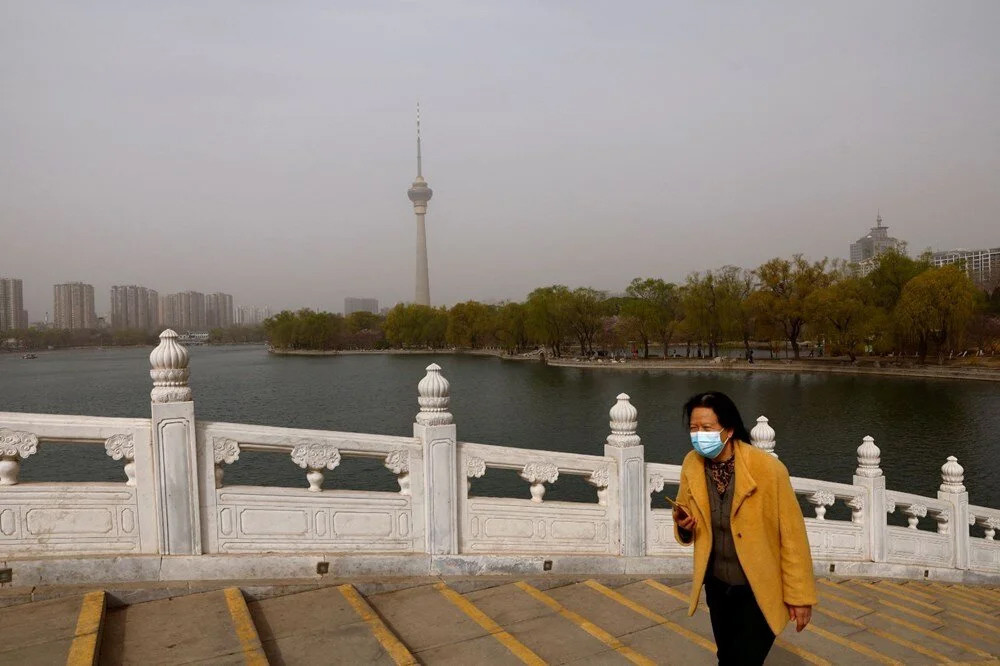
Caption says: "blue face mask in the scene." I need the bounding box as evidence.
[690,431,726,459]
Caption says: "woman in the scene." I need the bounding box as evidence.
[673,391,816,665]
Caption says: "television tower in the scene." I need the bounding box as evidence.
[407,104,433,306]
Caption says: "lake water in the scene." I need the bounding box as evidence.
[1,345,997,513]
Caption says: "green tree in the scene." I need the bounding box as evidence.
[894,265,978,364]
[805,277,881,361]
[525,286,572,357]
[383,304,448,348]
[753,255,832,359]
[621,278,682,358]
[566,288,608,355]
[866,249,930,310]
[493,302,529,354]
[714,266,758,358]
[446,301,494,348]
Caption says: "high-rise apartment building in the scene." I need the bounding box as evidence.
[236,305,272,327]
[110,285,160,330]
[345,297,379,315]
[205,292,234,329]
[0,278,28,331]
[53,282,96,330]
[161,291,206,331]
[931,247,1000,289]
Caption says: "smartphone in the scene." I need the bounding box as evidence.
[664,495,689,518]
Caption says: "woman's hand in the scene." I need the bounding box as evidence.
[787,605,812,632]
[673,505,696,532]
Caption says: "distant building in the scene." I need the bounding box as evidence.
[849,212,907,272]
[53,282,97,330]
[110,285,160,330]
[205,292,234,329]
[931,247,1000,290]
[161,291,206,331]
[345,297,379,315]
[236,305,272,327]
[0,278,28,331]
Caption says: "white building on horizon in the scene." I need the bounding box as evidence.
[345,297,379,316]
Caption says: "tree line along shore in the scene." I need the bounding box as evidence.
[5,250,998,365]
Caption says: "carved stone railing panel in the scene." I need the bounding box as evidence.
[520,461,559,503]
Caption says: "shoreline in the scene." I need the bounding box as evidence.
[266,347,1000,381]
[544,357,1000,382]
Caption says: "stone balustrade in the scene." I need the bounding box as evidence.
[0,329,997,583]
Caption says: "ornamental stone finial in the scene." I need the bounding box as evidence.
[416,363,453,426]
[855,435,882,478]
[149,329,191,403]
[607,393,640,448]
[750,416,777,457]
[939,456,966,493]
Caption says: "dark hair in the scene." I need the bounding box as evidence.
[682,391,752,443]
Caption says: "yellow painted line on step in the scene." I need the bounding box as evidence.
[433,583,547,666]
[953,585,1000,605]
[875,597,946,625]
[943,610,1000,632]
[338,584,417,666]
[878,579,938,602]
[66,590,106,666]
[644,580,884,665]
[852,581,944,613]
[817,589,875,614]
[583,580,719,655]
[936,596,1000,623]
[875,611,994,660]
[514,581,656,666]
[812,606,955,663]
[927,583,998,611]
[953,622,1000,647]
[223,587,269,666]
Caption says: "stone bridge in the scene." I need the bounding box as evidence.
[0,329,997,663]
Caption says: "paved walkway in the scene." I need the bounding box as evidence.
[1,575,998,664]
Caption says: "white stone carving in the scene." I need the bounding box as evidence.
[607,394,640,448]
[520,461,559,503]
[750,416,777,457]
[416,363,453,426]
[846,495,865,524]
[587,467,610,506]
[104,434,137,487]
[648,474,666,494]
[212,438,241,488]
[466,457,486,479]
[149,329,192,403]
[885,497,896,514]
[855,436,881,477]
[903,504,928,529]
[0,427,39,486]
[808,490,836,520]
[933,508,952,535]
[291,442,341,492]
[384,450,411,496]
[985,517,999,541]
[939,456,966,493]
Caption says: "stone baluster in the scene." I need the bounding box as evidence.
[416,363,458,555]
[605,393,646,557]
[105,434,137,486]
[0,427,39,486]
[212,438,240,488]
[149,329,201,555]
[385,450,411,495]
[974,516,998,541]
[291,442,341,491]
[750,416,776,457]
[852,435,886,562]
[520,461,559,502]
[937,455,969,570]
[587,467,610,506]
[902,504,927,529]
[807,490,835,520]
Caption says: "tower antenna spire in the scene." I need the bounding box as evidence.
[416,102,422,178]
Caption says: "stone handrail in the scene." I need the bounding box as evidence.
[0,329,996,583]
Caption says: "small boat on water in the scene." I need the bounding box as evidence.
[22,353,37,359]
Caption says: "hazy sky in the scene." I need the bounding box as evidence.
[2,1,998,319]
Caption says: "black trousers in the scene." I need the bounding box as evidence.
[704,575,776,665]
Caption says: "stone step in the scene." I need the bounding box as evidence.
[247,583,412,665]
[0,589,105,665]
[98,587,266,665]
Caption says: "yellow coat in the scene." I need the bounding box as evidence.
[674,441,817,635]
